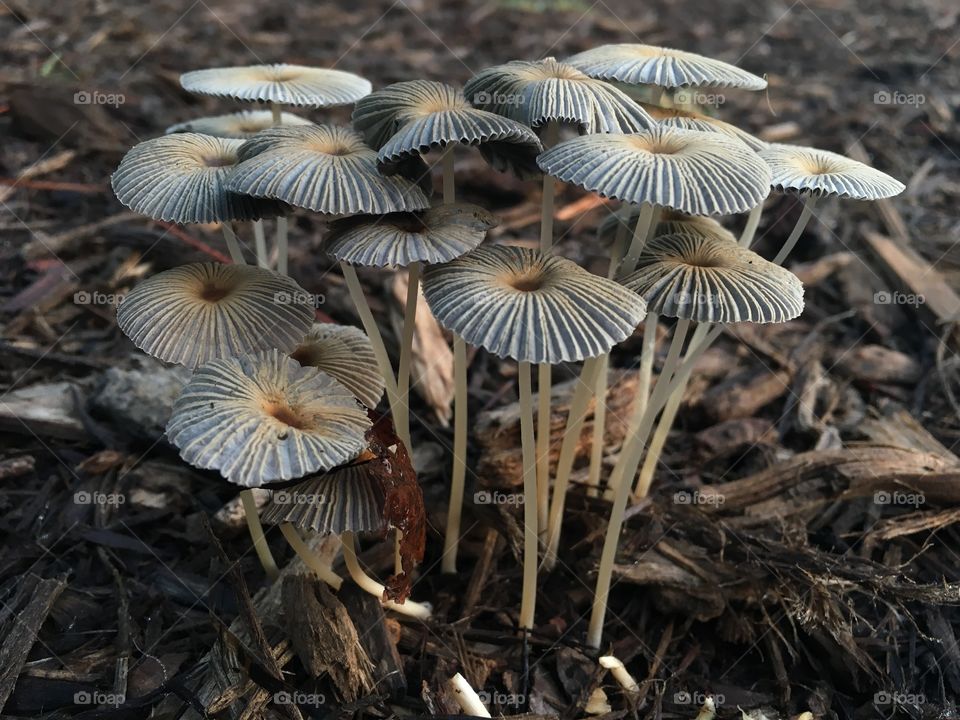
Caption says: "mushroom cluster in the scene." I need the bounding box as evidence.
[113,44,903,650]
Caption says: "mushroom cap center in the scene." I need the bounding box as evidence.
[198,282,234,302]
[261,399,307,430]
[201,154,236,168]
[628,134,687,156]
[502,268,547,292]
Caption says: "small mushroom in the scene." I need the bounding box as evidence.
[291,322,386,409]
[645,104,768,152]
[165,110,315,139]
[116,262,314,369]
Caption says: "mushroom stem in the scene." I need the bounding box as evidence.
[772,195,818,265]
[586,218,631,494]
[270,101,282,126]
[340,262,411,450]
[739,203,764,248]
[542,355,602,571]
[448,673,491,717]
[517,360,539,630]
[341,531,432,619]
[276,217,289,276]
[221,223,246,265]
[618,202,657,276]
[442,334,469,574]
[599,655,640,694]
[279,523,343,590]
[539,120,561,252]
[239,489,279,582]
[252,220,269,269]
[587,318,692,648]
[396,260,421,448]
[441,144,456,204]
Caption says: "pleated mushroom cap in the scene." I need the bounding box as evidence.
[463,57,655,134]
[226,124,430,215]
[422,245,647,363]
[759,144,905,199]
[291,323,385,409]
[538,127,772,215]
[117,262,315,369]
[622,232,804,323]
[352,80,544,178]
[324,203,497,267]
[166,110,315,139]
[646,105,767,152]
[566,44,767,90]
[599,208,737,244]
[180,64,371,107]
[166,349,371,488]
[111,133,282,224]
[260,466,386,535]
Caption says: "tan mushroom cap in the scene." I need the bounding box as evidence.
[565,44,767,91]
[180,64,371,107]
[324,203,496,268]
[111,133,282,224]
[644,104,767,152]
[226,124,430,215]
[260,465,386,535]
[759,144,905,199]
[463,57,655,134]
[165,110,315,139]
[291,323,385,409]
[622,232,805,323]
[167,349,371,488]
[538,127,772,215]
[117,262,315,369]
[599,208,737,245]
[422,244,647,364]
[352,80,544,179]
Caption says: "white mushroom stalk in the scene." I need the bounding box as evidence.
[341,531,432,619]
[599,655,640,694]
[279,523,343,590]
[240,489,280,582]
[448,673,491,717]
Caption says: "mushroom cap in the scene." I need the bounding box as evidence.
[645,105,767,152]
[422,244,647,363]
[291,323,385,408]
[165,110,315,139]
[111,133,283,224]
[117,262,315,369]
[260,466,386,535]
[324,203,497,267]
[538,127,772,215]
[352,79,544,179]
[180,64,371,107]
[226,124,430,215]
[598,208,737,245]
[463,57,655,134]
[565,44,767,90]
[167,349,371,488]
[759,144,905,199]
[622,232,804,323]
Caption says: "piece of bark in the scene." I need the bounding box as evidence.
[697,368,792,424]
[280,575,374,701]
[0,575,68,712]
[475,369,639,487]
[0,382,86,440]
[832,344,923,385]
[340,583,407,698]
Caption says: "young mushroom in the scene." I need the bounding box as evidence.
[587,232,804,648]
[166,110,315,139]
[290,322,386,410]
[422,244,647,631]
[111,133,282,264]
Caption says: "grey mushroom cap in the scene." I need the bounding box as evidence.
[180,64,371,107]
[165,110,315,139]
[291,323,386,409]
[760,144,906,199]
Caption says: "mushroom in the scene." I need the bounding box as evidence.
[111,133,282,264]
[645,105,768,152]
[116,262,314,368]
[586,232,804,648]
[165,110,315,139]
[759,143,905,263]
[260,414,433,618]
[538,126,771,567]
[290,322,386,409]
[422,244,646,630]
